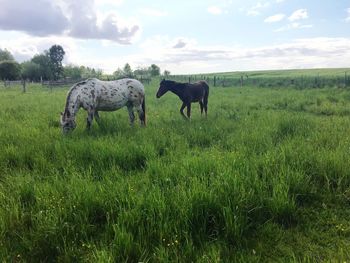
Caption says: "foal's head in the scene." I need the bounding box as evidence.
[60,112,76,134]
[156,79,175,98]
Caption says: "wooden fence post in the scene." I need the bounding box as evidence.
[213,76,216,87]
[22,79,26,93]
[345,72,348,87]
[240,75,243,88]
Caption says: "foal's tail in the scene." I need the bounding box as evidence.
[142,96,146,126]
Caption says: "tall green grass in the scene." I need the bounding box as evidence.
[0,80,350,262]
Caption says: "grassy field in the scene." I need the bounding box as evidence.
[204,68,350,78]
[1,76,350,262]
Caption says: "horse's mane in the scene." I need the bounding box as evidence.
[64,80,87,117]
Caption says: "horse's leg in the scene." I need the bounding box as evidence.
[86,109,94,130]
[136,104,146,126]
[127,104,135,126]
[95,111,101,124]
[199,101,204,115]
[186,103,191,120]
[204,93,208,117]
[180,102,187,119]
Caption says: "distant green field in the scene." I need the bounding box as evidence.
[1,77,350,262]
[168,68,350,90]
[205,68,350,78]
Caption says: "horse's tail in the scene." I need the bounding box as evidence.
[142,96,146,126]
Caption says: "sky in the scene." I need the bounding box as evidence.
[0,0,349,74]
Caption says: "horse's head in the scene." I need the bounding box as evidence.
[60,112,76,134]
[156,79,174,98]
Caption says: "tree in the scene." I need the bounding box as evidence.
[163,70,171,77]
[0,49,14,62]
[123,63,133,77]
[149,64,160,77]
[134,67,150,77]
[113,68,124,78]
[31,54,53,80]
[64,64,82,80]
[0,60,21,80]
[21,61,41,81]
[48,45,65,80]
[80,66,103,79]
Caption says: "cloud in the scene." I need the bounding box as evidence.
[95,0,124,6]
[173,39,188,49]
[246,2,270,16]
[4,33,350,74]
[0,34,80,63]
[275,22,312,32]
[0,0,140,43]
[207,6,223,15]
[129,36,350,74]
[288,9,308,21]
[0,0,69,36]
[139,8,168,17]
[346,8,350,22]
[264,14,286,23]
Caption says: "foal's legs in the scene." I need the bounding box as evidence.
[186,103,191,119]
[180,102,187,119]
[204,104,208,117]
[127,104,135,125]
[199,101,204,115]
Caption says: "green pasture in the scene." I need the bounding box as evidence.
[0,76,350,262]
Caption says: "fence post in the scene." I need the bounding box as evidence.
[240,75,243,88]
[22,79,26,93]
[345,72,348,87]
[213,76,216,87]
[188,76,191,83]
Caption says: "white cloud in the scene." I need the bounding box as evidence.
[0,0,140,43]
[264,14,285,23]
[246,2,270,16]
[275,0,285,3]
[207,6,223,15]
[275,22,312,32]
[139,8,168,17]
[346,8,350,22]
[0,33,80,63]
[289,9,308,21]
[126,36,350,74]
[3,33,350,74]
[95,0,124,6]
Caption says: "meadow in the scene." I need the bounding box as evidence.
[1,71,350,262]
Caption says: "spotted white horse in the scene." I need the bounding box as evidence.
[60,78,146,134]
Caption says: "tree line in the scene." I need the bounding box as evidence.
[0,45,169,82]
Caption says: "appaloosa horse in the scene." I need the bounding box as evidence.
[60,78,146,134]
[156,79,209,119]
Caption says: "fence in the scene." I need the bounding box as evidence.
[2,74,350,90]
[165,73,350,89]
[1,77,152,90]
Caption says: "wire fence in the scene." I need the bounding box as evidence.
[2,73,350,90]
[1,76,152,91]
[165,73,350,89]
